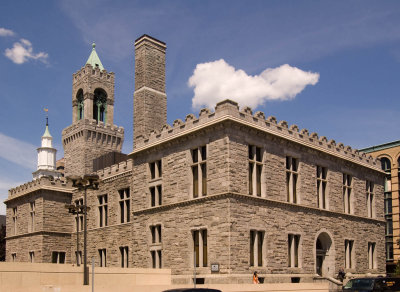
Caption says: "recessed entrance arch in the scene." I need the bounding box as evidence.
[315,231,335,277]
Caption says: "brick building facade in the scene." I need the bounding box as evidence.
[5,34,386,284]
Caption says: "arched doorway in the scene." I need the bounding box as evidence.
[315,232,334,277]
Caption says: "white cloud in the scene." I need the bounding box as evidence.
[0,27,14,37]
[4,39,48,64]
[0,132,36,170]
[188,59,319,110]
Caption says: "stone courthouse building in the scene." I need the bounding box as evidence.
[5,34,386,284]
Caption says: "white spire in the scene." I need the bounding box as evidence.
[32,116,61,180]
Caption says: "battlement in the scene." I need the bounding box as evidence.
[134,99,380,169]
[73,64,114,84]
[97,159,133,181]
[6,176,73,202]
[62,118,124,147]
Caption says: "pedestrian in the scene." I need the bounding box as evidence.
[337,267,346,282]
[253,271,260,284]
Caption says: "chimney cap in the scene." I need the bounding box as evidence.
[135,34,166,47]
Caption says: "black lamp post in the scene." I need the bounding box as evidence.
[65,203,87,266]
[67,174,100,286]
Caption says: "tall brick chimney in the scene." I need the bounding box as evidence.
[133,35,167,147]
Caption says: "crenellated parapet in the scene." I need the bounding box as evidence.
[97,159,133,181]
[73,64,115,86]
[62,118,124,149]
[133,99,380,169]
[6,176,73,203]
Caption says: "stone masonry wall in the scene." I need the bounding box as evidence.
[70,170,133,266]
[229,196,385,276]
[62,119,124,176]
[132,127,230,210]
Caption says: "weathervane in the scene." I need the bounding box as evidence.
[44,107,49,125]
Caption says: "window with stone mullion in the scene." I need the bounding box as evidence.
[343,174,352,214]
[119,188,130,223]
[316,166,327,209]
[192,146,207,198]
[368,242,376,269]
[98,195,108,227]
[12,207,17,235]
[29,201,35,233]
[120,246,129,268]
[248,145,263,197]
[345,239,354,269]
[250,230,264,267]
[286,157,298,203]
[288,234,300,268]
[366,181,374,218]
[99,249,106,267]
[193,229,207,267]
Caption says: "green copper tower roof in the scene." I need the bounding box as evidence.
[86,42,104,70]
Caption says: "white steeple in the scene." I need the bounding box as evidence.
[32,116,61,180]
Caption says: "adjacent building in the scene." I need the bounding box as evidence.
[5,34,386,284]
[360,140,400,274]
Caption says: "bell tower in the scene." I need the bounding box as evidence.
[62,43,124,177]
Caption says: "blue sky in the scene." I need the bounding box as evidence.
[1,0,400,214]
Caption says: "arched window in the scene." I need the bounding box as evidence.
[381,157,391,172]
[93,88,107,123]
[76,89,84,120]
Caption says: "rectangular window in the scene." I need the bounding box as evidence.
[368,242,376,269]
[151,250,162,269]
[149,160,162,180]
[288,234,300,267]
[151,225,162,243]
[345,239,354,269]
[366,181,374,218]
[119,188,130,223]
[11,253,16,262]
[248,145,263,196]
[250,230,264,267]
[386,238,394,261]
[316,166,327,209]
[98,195,108,227]
[150,224,162,268]
[99,249,107,267]
[75,251,82,266]
[51,252,66,264]
[192,146,207,198]
[193,229,208,267]
[286,157,298,203]
[12,207,17,235]
[120,246,129,268]
[29,251,34,263]
[150,185,162,207]
[343,174,352,214]
[75,199,84,231]
[29,202,35,232]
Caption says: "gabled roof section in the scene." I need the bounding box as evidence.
[86,42,104,70]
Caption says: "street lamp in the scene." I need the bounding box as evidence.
[66,174,100,285]
[65,204,83,266]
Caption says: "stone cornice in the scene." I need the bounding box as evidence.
[132,191,385,224]
[6,230,71,240]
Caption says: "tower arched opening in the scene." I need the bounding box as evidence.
[93,88,107,123]
[76,89,84,121]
